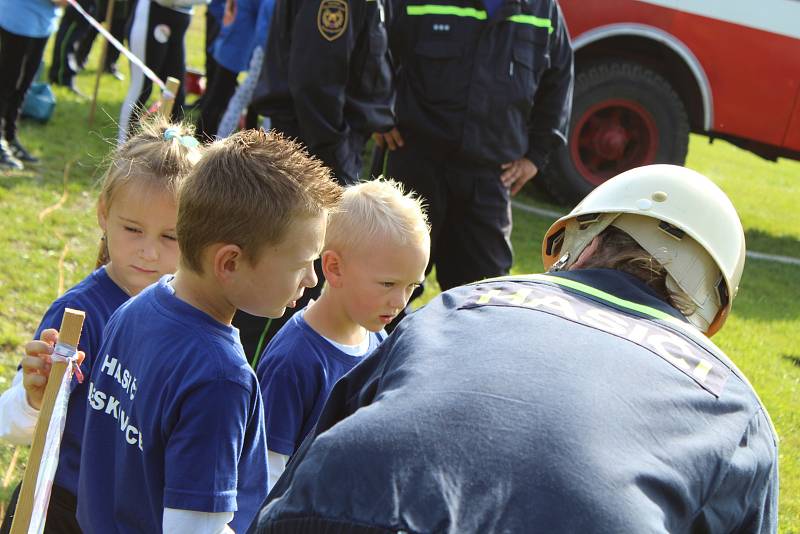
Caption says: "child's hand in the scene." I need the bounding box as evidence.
[372,128,404,151]
[22,329,84,410]
[223,0,237,25]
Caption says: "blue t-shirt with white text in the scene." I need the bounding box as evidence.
[257,309,384,455]
[77,277,268,533]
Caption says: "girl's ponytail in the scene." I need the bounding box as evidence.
[94,115,202,267]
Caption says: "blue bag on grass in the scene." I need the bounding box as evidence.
[21,62,56,123]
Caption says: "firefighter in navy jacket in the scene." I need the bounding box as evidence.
[252,0,394,185]
[375,0,574,293]
[251,165,778,533]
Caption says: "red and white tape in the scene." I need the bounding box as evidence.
[64,0,169,93]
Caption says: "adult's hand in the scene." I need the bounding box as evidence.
[500,157,538,196]
[372,128,404,151]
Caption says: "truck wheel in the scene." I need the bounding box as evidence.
[541,61,690,206]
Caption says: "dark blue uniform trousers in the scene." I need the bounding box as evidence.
[386,138,513,291]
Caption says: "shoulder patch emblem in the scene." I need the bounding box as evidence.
[318,0,348,41]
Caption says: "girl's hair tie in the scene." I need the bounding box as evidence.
[164,127,200,148]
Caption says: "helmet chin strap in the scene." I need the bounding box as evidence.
[666,276,711,332]
[612,214,722,333]
[553,213,620,272]
[549,212,722,334]
[548,253,571,272]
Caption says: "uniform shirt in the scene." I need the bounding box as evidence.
[0,0,60,38]
[77,277,268,534]
[0,267,128,494]
[212,0,274,73]
[253,269,778,533]
[252,0,394,183]
[257,309,384,456]
[388,0,574,168]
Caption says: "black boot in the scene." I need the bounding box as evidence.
[0,139,24,171]
[7,138,38,164]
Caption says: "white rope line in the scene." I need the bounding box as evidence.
[510,199,562,220]
[64,0,168,92]
[510,199,800,267]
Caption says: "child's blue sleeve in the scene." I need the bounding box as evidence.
[164,377,267,519]
[259,359,308,456]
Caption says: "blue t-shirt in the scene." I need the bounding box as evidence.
[77,277,268,534]
[0,0,59,38]
[32,267,129,496]
[212,0,274,73]
[257,309,384,455]
[208,0,226,21]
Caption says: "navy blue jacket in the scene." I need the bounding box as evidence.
[252,0,394,183]
[251,269,778,533]
[388,0,573,168]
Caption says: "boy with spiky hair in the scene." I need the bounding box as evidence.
[258,179,430,488]
[77,129,342,534]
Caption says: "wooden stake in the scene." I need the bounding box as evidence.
[10,309,85,534]
[159,77,181,119]
[87,0,116,127]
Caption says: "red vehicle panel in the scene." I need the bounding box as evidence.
[543,0,800,204]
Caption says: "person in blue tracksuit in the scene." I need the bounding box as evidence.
[197,0,275,139]
[250,165,778,534]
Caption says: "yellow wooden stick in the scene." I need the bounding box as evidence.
[159,76,182,119]
[87,0,116,127]
[10,309,85,534]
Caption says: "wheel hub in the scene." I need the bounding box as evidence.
[570,99,659,186]
[595,124,629,160]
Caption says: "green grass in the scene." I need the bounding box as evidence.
[1,8,799,531]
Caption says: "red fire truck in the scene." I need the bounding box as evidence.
[542,0,800,204]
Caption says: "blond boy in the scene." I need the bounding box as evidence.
[257,179,430,488]
[76,130,342,534]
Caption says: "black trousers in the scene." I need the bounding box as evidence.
[386,138,513,292]
[48,0,97,86]
[0,482,82,534]
[0,28,48,141]
[269,117,365,186]
[76,0,132,70]
[204,8,221,93]
[197,64,238,140]
[119,0,189,140]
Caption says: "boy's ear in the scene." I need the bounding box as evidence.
[321,250,344,288]
[96,199,108,232]
[213,244,245,282]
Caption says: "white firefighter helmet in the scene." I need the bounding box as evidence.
[541,164,745,337]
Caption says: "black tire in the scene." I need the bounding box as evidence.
[541,60,690,206]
